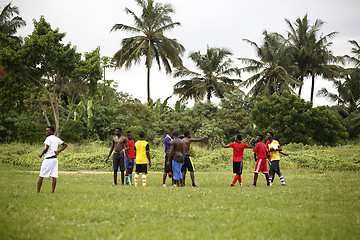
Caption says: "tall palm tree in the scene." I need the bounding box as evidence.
[0,2,26,44]
[346,40,360,67]
[173,47,241,102]
[317,68,360,112]
[284,14,341,101]
[111,0,185,102]
[239,31,300,97]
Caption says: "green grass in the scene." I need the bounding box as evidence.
[0,164,359,240]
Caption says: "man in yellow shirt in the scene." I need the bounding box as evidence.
[267,132,286,186]
[134,131,151,188]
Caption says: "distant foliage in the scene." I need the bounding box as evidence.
[251,91,348,145]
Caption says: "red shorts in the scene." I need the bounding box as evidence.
[254,158,268,173]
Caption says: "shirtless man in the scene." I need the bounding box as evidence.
[181,131,208,187]
[106,128,130,185]
[167,130,185,187]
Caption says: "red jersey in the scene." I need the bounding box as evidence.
[253,142,267,159]
[229,142,249,162]
[125,139,136,158]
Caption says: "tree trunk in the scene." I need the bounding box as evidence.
[298,76,303,96]
[147,67,151,102]
[310,73,315,102]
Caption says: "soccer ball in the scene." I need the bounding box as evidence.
[270,144,278,150]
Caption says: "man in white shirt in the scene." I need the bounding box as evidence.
[37,126,68,193]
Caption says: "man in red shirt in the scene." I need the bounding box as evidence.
[219,134,250,187]
[249,135,270,187]
[125,131,136,185]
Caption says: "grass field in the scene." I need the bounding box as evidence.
[1,164,359,240]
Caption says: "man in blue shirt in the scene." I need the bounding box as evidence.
[162,130,174,187]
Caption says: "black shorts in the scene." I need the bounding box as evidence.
[164,154,172,173]
[181,155,194,172]
[113,152,125,172]
[233,162,243,175]
[269,160,280,173]
[136,164,148,174]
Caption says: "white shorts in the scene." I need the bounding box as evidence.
[39,158,58,178]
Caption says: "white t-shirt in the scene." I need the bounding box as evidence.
[44,135,64,159]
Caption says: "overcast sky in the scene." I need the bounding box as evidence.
[9,0,360,106]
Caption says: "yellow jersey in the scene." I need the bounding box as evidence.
[268,140,280,161]
[135,140,150,164]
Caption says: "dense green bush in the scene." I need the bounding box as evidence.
[0,142,358,171]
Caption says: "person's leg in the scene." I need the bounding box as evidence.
[113,171,118,185]
[182,171,186,186]
[231,174,239,186]
[238,174,242,186]
[190,172,196,186]
[253,172,259,186]
[142,173,147,187]
[277,171,286,186]
[128,168,133,185]
[163,172,167,185]
[37,177,43,192]
[268,170,274,186]
[134,172,139,187]
[52,178,57,193]
[264,172,270,185]
[125,169,129,185]
[121,171,125,185]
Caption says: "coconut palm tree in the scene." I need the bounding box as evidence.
[239,31,300,97]
[345,40,360,67]
[283,14,341,102]
[0,2,26,43]
[317,68,360,112]
[173,47,241,102]
[111,0,185,102]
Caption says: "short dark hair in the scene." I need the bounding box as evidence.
[184,131,190,137]
[127,130,132,134]
[257,134,263,140]
[115,127,122,132]
[172,130,179,137]
[47,126,55,133]
[236,134,242,141]
[267,132,274,137]
[139,131,146,138]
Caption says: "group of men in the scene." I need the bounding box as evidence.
[36,126,286,193]
[219,132,287,187]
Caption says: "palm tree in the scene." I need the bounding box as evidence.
[0,2,26,43]
[173,47,241,102]
[345,40,360,67]
[284,14,341,102]
[111,0,185,102]
[239,31,300,97]
[317,68,360,112]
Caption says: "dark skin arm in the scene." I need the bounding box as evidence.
[147,151,151,167]
[190,136,209,142]
[219,137,230,148]
[106,139,115,163]
[245,134,251,148]
[167,141,175,166]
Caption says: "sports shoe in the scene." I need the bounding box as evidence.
[162,184,166,187]
[248,185,256,187]
[269,182,272,186]
[240,183,243,187]
[192,183,197,187]
[282,184,286,186]
[142,185,146,188]
[230,184,235,187]
[135,185,138,188]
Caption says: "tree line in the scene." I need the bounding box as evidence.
[0,1,359,145]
